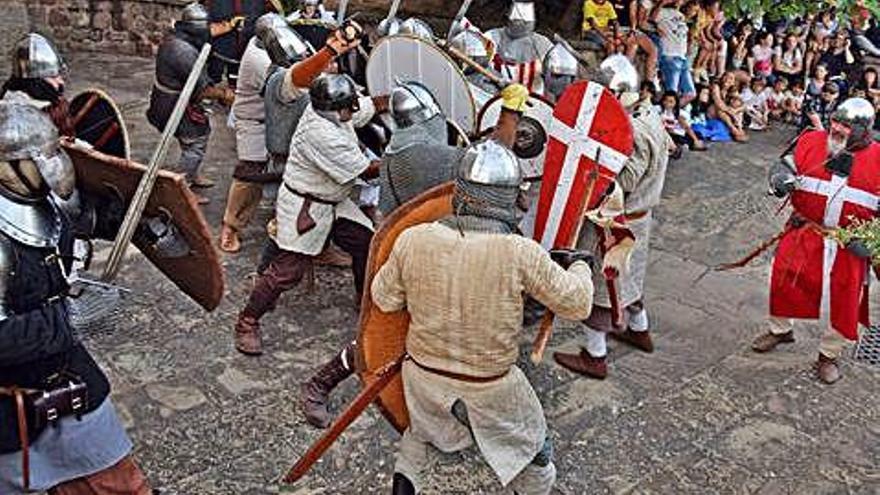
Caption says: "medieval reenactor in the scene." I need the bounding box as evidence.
[751,97,880,384]
[233,69,390,359]
[218,13,275,253]
[146,2,236,204]
[484,1,554,96]
[553,55,672,380]
[0,102,152,494]
[287,0,336,24]
[1,34,74,137]
[370,125,595,494]
[542,43,579,103]
[205,0,269,88]
[377,81,465,215]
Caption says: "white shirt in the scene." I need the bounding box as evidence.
[656,8,688,58]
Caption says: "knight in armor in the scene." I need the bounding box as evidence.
[484,0,554,95]
[287,0,336,23]
[378,81,464,214]
[146,2,236,203]
[370,113,595,493]
[1,33,74,136]
[218,12,304,253]
[751,98,880,384]
[554,55,672,380]
[542,43,579,103]
[450,28,497,107]
[0,102,151,494]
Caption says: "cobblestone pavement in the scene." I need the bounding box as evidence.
[40,52,880,494]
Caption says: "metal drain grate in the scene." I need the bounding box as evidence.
[854,325,880,366]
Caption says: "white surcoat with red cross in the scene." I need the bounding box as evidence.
[770,130,880,340]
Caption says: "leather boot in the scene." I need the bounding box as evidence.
[751,331,795,353]
[234,314,262,356]
[610,329,654,353]
[815,353,841,384]
[392,473,416,495]
[553,347,607,379]
[301,343,355,428]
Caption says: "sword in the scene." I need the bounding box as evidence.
[283,355,405,483]
[446,0,474,43]
[101,43,212,283]
[336,0,349,25]
[382,0,403,26]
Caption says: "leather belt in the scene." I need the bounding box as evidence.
[0,386,34,492]
[410,357,509,383]
[152,80,181,95]
[624,211,649,222]
[283,183,340,206]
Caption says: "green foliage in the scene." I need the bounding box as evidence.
[722,0,880,23]
[832,216,880,266]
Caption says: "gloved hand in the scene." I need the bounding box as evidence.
[501,83,529,113]
[768,156,797,198]
[846,239,873,259]
[550,249,596,271]
[602,238,634,278]
[327,24,362,55]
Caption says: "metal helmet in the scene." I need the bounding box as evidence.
[831,97,876,150]
[377,17,402,37]
[390,81,442,128]
[451,29,489,66]
[398,18,435,41]
[506,1,536,39]
[310,73,359,116]
[176,2,211,45]
[254,13,313,67]
[598,54,640,107]
[11,33,67,80]
[0,102,75,199]
[460,139,521,187]
[301,0,321,5]
[544,43,578,101]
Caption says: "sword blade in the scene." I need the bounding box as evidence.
[283,355,405,483]
[384,0,403,22]
[446,0,474,42]
[336,0,349,25]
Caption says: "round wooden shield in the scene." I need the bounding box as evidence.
[476,92,555,180]
[69,88,130,160]
[366,35,477,134]
[356,182,454,432]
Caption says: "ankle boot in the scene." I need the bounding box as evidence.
[300,343,355,428]
[391,473,416,495]
[234,314,262,356]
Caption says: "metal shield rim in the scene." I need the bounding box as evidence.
[475,91,555,136]
[356,181,455,432]
[365,35,477,133]
[69,87,131,160]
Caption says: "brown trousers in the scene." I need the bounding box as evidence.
[243,218,372,320]
[48,456,151,495]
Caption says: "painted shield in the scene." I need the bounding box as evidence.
[356,182,454,432]
[64,143,225,311]
[532,81,633,250]
[366,35,477,134]
[476,92,555,179]
[69,89,131,160]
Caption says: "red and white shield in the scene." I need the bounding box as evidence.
[532,81,634,250]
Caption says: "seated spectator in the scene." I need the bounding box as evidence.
[774,33,804,86]
[708,71,748,142]
[807,63,829,97]
[729,21,755,72]
[856,67,880,100]
[783,80,806,124]
[751,32,775,79]
[658,90,707,156]
[741,76,770,130]
[802,81,840,130]
[690,84,711,124]
[582,0,619,47]
[818,30,854,84]
[727,92,746,132]
[804,32,826,80]
[767,77,789,121]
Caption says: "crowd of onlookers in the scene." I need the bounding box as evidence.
[581,0,880,158]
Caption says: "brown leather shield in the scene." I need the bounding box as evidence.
[356,182,454,432]
[69,88,131,160]
[64,143,224,311]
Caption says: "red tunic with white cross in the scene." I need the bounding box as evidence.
[770,130,880,340]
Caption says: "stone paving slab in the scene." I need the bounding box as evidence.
[38,52,880,494]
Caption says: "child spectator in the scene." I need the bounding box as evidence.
[807,63,829,97]
[783,80,805,124]
[583,0,619,48]
[741,76,770,130]
[658,90,707,156]
[774,33,804,85]
[751,32,775,79]
[802,81,840,130]
[767,77,788,121]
